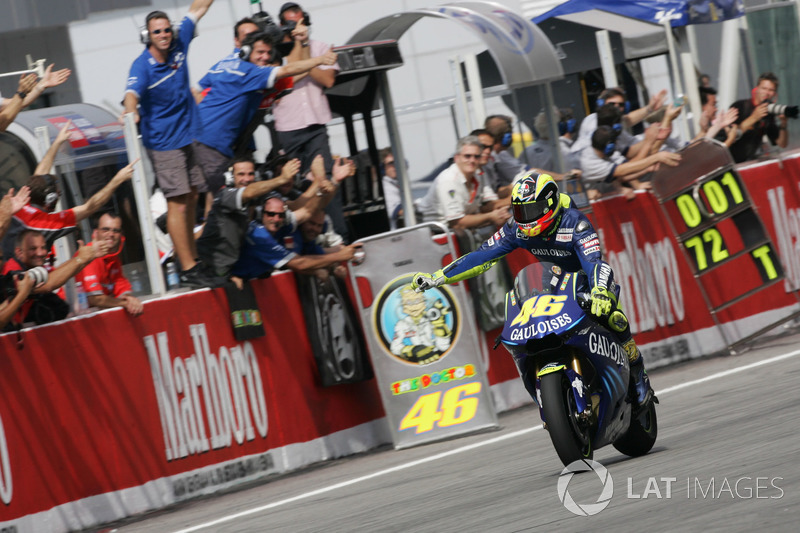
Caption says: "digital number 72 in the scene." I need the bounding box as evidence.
[398,382,482,434]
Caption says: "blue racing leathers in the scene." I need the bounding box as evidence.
[427,194,635,354]
[436,196,614,296]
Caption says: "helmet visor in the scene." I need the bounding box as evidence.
[513,199,551,224]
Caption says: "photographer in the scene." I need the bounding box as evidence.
[272,3,349,241]
[1,231,110,329]
[728,72,796,163]
[0,268,42,330]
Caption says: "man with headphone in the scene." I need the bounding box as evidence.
[272,3,350,242]
[581,112,681,200]
[193,31,336,202]
[484,114,526,196]
[2,229,112,328]
[122,0,215,289]
[571,86,668,159]
[520,107,582,174]
[195,157,297,283]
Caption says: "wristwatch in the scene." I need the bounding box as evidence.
[16,90,28,99]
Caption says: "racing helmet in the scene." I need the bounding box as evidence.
[511,172,561,237]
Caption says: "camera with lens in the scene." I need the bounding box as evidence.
[251,11,285,45]
[766,103,799,119]
[251,10,294,59]
[0,266,49,300]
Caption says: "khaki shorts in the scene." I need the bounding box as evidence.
[148,145,207,198]
[193,141,230,194]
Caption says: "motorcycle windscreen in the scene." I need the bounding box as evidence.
[503,263,586,342]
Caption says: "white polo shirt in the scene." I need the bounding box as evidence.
[417,163,498,223]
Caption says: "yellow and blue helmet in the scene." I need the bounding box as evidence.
[511,172,561,237]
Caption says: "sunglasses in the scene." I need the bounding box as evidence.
[459,153,481,160]
[385,160,396,167]
[481,144,493,151]
[98,227,122,234]
[264,211,286,218]
[151,28,173,35]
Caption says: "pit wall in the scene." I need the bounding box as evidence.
[1,152,798,532]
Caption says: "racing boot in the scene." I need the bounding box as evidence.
[622,339,655,408]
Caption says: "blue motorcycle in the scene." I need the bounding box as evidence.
[497,262,657,466]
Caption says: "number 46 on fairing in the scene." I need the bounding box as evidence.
[398,382,482,434]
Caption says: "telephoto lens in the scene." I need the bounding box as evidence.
[26,266,49,285]
[766,103,799,119]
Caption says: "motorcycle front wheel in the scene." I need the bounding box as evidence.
[540,372,593,466]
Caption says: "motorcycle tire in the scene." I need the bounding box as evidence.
[540,372,593,466]
[612,401,658,457]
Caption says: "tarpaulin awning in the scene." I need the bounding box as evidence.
[533,0,745,59]
[534,0,744,28]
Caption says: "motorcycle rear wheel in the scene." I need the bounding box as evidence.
[612,401,658,457]
[540,372,593,466]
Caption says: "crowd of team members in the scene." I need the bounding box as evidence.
[0,0,362,330]
[396,71,790,233]
[0,0,793,332]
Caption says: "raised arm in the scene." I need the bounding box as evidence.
[34,121,72,175]
[240,159,301,203]
[0,187,30,242]
[275,50,337,81]
[21,64,71,108]
[35,240,111,293]
[623,89,667,128]
[72,160,137,222]
[188,0,215,21]
[0,74,38,132]
[286,243,362,274]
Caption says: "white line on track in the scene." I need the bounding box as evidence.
[171,348,800,533]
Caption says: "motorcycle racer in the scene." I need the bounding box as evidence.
[412,171,655,408]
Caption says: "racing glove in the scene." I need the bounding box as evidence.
[411,270,444,293]
[590,286,613,317]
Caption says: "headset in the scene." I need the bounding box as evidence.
[224,161,262,187]
[590,125,620,158]
[279,4,311,26]
[238,32,278,63]
[140,11,175,46]
[596,87,631,114]
[604,124,623,156]
[596,97,631,114]
[557,118,577,136]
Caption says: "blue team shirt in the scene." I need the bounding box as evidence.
[125,15,199,151]
[232,221,296,279]
[196,53,277,156]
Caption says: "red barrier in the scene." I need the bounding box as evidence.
[0,272,384,528]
